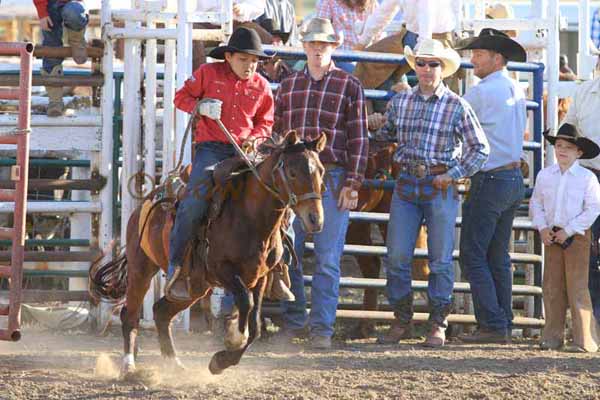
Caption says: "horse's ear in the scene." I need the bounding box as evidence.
[284,130,300,145]
[315,132,327,153]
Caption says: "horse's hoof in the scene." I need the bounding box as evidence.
[208,354,224,375]
[172,357,186,371]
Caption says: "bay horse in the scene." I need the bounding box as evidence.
[345,139,430,338]
[89,131,326,375]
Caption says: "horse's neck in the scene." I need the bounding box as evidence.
[242,155,286,238]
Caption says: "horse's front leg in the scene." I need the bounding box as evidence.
[154,296,196,370]
[223,275,253,351]
[209,275,266,375]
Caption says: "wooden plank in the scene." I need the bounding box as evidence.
[0,290,89,303]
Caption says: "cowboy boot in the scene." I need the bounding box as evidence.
[165,263,192,302]
[41,65,64,117]
[377,295,414,344]
[422,304,452,348]
[265,264,295,302]
[66,28,87,64]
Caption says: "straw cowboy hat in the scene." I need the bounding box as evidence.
[456,28,526,62]
[404,38,461,78]
[486,3,518,37]
[208,27,271,60]
[299,17,342,45]
[544,123,600,160]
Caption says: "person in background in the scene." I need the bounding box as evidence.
[192,0,269,69]
[255,0,297,46]
[456,28,527,344]
[33,0,89,117]
[315,0,378,73]
[352,0,462,103]
[591,7,600,51]
[530,124,600,353]
[559,54,577,81]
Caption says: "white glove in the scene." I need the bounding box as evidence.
[196,98,222,121]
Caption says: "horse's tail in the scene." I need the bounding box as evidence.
[88,248,128,306]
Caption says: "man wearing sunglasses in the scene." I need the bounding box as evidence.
[375,38,489,347]
[456,29,528,344]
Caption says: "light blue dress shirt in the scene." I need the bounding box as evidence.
[463,69,527,171]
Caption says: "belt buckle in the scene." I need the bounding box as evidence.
[414,163,427,179]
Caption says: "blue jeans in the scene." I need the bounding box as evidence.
[384,174,458,321]
[42,0,89,73]
[168,141,235,270]
[282,167,350,338]
[459,168,525,332]
[589,205,600,321]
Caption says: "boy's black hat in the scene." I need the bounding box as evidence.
[543,123,600,159]
[208,27,272,60]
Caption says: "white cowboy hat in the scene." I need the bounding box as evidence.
[404,38,461,78]
[300,17,342,45]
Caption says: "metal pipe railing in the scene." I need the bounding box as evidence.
[0,41,33,342]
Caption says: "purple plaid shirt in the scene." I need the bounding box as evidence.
[377,83,489,180]
[274,63,369,189]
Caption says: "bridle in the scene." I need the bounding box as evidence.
[270,141,323,207]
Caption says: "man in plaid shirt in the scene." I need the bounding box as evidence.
[374,38,489,348]
[274,17,369,350]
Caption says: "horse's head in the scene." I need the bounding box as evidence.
[272,131,326,234]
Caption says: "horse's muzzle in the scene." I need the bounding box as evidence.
[303,212,323,233]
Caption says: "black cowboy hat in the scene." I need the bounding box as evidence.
[544,123,600,160]
[455,28,526,62]
[208,27,272,60]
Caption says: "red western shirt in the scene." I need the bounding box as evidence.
[174,62,274,145]
[33,0,81,18]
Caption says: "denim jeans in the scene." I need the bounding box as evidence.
[42,0,89,73]
[282,167,350,338]
[384,173,458,318]
[168,141,235,268]
[589,207,600,321]
[459,168,524,332]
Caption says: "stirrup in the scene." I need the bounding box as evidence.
[165,266,192,302]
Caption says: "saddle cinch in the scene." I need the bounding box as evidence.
[137,158,295,302]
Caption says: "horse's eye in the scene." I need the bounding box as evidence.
[287,169,296,179]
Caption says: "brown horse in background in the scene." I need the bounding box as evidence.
[346,140,429,337]
[89,132,326,375]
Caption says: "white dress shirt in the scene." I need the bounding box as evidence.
[563,78,600,170]
[530,161,600,236]
[196,0,266,23]
[358,0,461,47]
[463,69,527,171]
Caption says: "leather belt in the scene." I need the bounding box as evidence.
[486,161,521,173]
[398,163,447,179]
[324,163,342,171]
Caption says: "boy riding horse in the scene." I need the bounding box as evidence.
[166,27,275,302]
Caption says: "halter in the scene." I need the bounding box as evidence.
[272,153,322,207]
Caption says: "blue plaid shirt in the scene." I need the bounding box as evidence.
[377,83,489,180]
[592,8,600,50]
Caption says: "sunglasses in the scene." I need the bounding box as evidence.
[415,60,442,68]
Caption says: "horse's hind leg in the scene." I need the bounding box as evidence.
[121,245,160,375]
[154,295,196,368]
[209,276,266,375]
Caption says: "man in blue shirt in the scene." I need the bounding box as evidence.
[457,29,527,343]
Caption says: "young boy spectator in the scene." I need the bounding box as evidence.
[530,123,600,352]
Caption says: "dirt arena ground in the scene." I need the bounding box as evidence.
[0,326,599,400]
